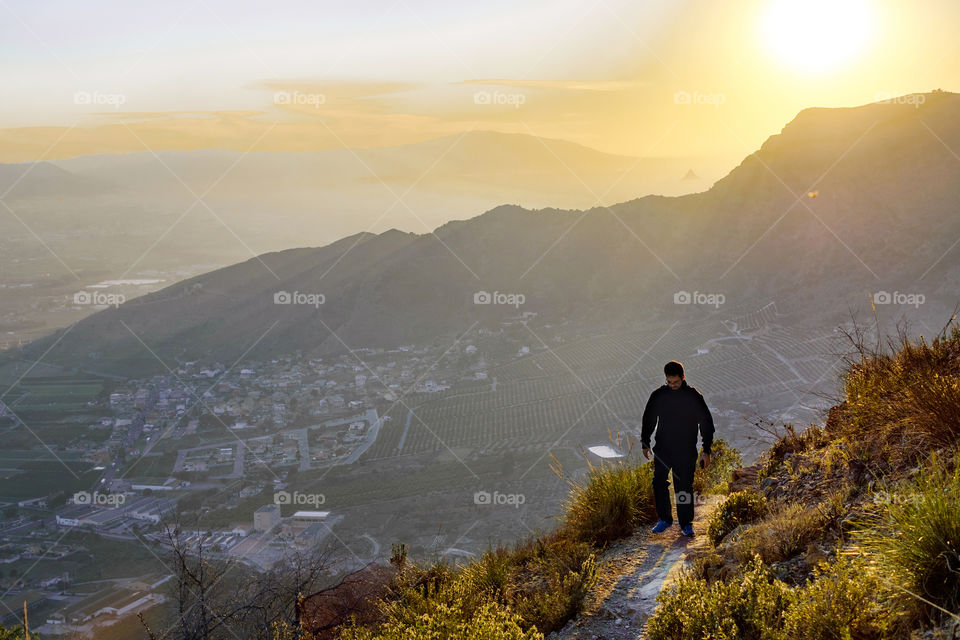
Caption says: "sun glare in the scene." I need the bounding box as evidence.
[761,0,875,73]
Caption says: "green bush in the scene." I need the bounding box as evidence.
[708,490,767,545]
[853,450,960,622]
[339,562,541,640]
[343,532,596,638]
[459,535,598,634]
[0,626,32,640]
[339,585,544,639]
[782,555,890,640]
[646,554,793,640]
[694,438,743,495]
[461,547,513,600]
[757,424,830,481]
[509,549,597,634]
[840,325,960,452]
[646,553,900,640]
[561,458,656,545]
[729,502,829,565]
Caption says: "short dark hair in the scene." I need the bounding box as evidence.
[664,361,684,378]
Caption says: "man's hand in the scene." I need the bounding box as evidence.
[642,447,651,460]
[700,452,712,468]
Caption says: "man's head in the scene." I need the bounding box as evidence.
[664,360,684,390]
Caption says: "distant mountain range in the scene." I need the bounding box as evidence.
[1,131,716,258]
[11,92,960,375]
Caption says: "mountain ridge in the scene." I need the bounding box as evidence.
[10,91,960,375]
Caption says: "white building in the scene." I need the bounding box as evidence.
[292,510,330,523]
[254,504,281,532]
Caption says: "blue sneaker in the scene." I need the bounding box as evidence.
[651,520,672,533]
[680,524,695,537]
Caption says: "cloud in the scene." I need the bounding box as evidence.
[1,78,635,161]
[254,80,422,100]
[0,81,451,161]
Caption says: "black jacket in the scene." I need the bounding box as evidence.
[640,379,715,455]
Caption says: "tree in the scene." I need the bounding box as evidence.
[145,516,338,640]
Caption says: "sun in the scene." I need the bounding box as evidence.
[761,0,875,73]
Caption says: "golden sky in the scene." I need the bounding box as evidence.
[0,0,957,164]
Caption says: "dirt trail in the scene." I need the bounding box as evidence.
[550,495,721,640]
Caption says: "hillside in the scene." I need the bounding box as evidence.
[10,91,960,376]
[272,322,960,640]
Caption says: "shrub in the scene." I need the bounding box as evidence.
[646,554,897,640]
[645,554,793,640]
[853,450,960,623]
[346,531,596,638]
[460,534,598,634]
[508,548,597,634]
[757,424,830,480]
[730,502,828,565]
[708,490,767,545]
[339,559,543,640]
[839,324,960,454]
[693,438,743,495]
[0,627,32,640]
[461,547,513,601]
[561,458,655,545]
[905,370,960,445]
[339,588,543,640]
[781,555,890,640]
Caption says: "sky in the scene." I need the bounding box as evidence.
[1,0,958,164]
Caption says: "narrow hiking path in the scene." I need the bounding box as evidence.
[550,495,722,640]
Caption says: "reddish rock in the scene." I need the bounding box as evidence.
[299,562,397,638]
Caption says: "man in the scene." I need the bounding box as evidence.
[641,360,714,536]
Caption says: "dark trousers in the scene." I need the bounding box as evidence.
[651,446,697,526]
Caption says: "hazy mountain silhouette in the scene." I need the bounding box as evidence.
[0,132,716,307]
[0,161,104,199]
[15,131,713,249]
[13,92,960,375]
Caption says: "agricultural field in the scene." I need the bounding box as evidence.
[0,376,108,500]
[0,458,100,501]
[2,376,106,414]
[361,313,843,463]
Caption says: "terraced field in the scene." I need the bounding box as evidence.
[362,313,844,461]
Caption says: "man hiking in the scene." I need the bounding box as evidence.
[641,360,715,536]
